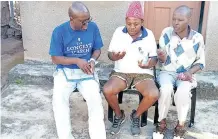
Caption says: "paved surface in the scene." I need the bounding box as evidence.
[1,84,218,139]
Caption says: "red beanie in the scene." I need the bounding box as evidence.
[126,1,144,20]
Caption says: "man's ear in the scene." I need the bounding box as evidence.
[186,15,191,23]
[141,19,144,26]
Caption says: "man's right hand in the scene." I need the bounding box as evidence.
[76,59,92,75]
[157,49,167,63]
[111,51,126,61]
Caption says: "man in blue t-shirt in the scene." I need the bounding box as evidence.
[49,2,106,139]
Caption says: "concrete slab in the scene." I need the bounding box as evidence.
[7,60,218,100]
[1,84,218,139]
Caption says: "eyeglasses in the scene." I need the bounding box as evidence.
[80,16,92,25]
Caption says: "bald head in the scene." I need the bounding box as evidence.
[174,5,192,19]
[68,1,89,17]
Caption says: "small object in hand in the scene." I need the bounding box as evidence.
[142,56,148,65]
[138,47,148,65]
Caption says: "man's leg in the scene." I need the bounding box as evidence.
[103,76,127,117]
[52,70,76,139]
[173,80,193,138]
[175,80,193,125]
[77,78,106,139]
[134,79,159,117]
[130,76,159,136]
[153,71,175,139]
[157,71,175,122]
[103,74,127,135]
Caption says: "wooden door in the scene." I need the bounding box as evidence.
[144,1,202,42]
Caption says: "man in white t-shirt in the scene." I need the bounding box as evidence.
[103,1,159,136]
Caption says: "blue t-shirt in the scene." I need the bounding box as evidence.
[49,21,103,69]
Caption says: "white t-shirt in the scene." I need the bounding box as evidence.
[108,26,157,75]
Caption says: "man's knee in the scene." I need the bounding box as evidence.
[176,82,191,98]
[175,88,191,103]
[146,88,160,101]
[160,83,173,93]
[103,83,118,97]
[177,82,192,93]
[52,85,72,106]
[159,84,174,100]
[103,84,111,96]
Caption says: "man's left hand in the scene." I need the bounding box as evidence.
[183,71,193,81]
[178,71,193,82]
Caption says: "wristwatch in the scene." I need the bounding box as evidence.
[89,58,96,64]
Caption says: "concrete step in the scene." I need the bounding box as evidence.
[7,60,218,100]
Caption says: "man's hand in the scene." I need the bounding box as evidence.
[76,59,92,75]
[112,51,126,61]
[183,71,193,81]
[138,58,151,69]
[89,60,95,74]
[177,71,193,82]
[157,49,167,63]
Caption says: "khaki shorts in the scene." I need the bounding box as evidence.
[110,70,154,90]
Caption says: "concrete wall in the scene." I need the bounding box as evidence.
[20,1,131,63]
[204,1,218,71]
[20,1,218,71]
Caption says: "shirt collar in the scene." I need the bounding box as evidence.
[122,26,148,43]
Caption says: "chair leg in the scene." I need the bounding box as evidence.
[154,101,159,125]
[118,91,123,104]
[141,111,148,127]
[189,88,197,127]
[139,93,147,127]
[108,105,113,123]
